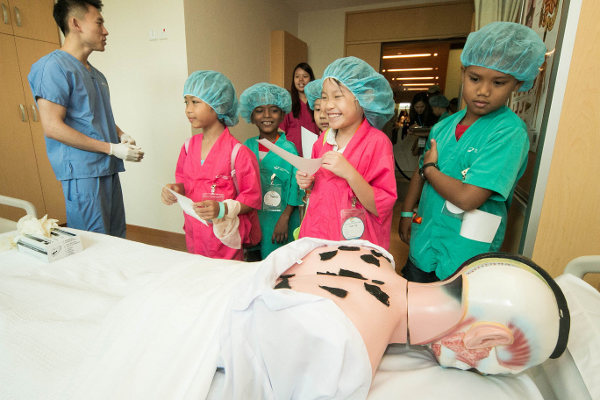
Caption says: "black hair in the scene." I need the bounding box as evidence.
[409,91,436,127]
[290,62,315,119]
[53,0,104,35]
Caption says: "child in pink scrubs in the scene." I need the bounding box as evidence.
[304,79,329,133]
[279,62,320,156]
[296,57,397,249]
[161,71,262,260]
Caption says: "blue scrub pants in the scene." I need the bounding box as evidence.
[61,173,126,237]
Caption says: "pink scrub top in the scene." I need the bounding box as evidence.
[175,128,262,260]
[299,119,397,249]
[279,100,319,157]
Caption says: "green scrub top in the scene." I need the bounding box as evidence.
[409,106,529,279]
[438,111,451,122]
[244,134,303,258]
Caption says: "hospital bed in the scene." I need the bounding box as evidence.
[1,228,598,399]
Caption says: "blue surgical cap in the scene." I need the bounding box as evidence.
[429,95,449,108]
[304,78,322,110]
[322,57,394,129]
[239,82,292,123]
[183,70,239,126]
[461,22,546,92]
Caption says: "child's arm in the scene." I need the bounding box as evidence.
[423,139,492,210]
[193,200,255,220]
[273,205,294,243]
[398,169,425,244]
[321,151,378,215]
[161,183,185,205]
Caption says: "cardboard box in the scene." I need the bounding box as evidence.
[17,228,83,262]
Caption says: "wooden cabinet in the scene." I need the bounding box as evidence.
[0,0,64,223]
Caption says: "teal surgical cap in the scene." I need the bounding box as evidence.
[304,79,322,110]
[322,56,394,129]
[461,22,546,92]
[183,70,239,126]
[239,82,292,123]
[429,95,449,108]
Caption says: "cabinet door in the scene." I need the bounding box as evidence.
[15,37,65,223]
[0,33,46,221]
[0,0,13,35]
[8,0,59,43]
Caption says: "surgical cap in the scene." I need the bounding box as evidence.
[183,70,239,126]
[304,79,322,110]
[239,82,292,123]
[461,22,546,91]
[429,95,449,108]
[322,57,394,129]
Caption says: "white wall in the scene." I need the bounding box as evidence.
[92,0,298,234]
[297,0,457,75]
[184,0,298,142]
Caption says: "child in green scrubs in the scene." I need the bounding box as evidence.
[241,83,303,259]
[399,22,547,282]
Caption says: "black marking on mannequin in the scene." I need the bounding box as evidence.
[372,280,385,285]
[280,274,295,279]
[317,271,338,276]
[360,254,380,267]
[274,277,291,289]
[319,285,348,298]
[338,245,360,251]
[364,282,390,306]
[339,269,367,280]
[319,250,338,261]
[370,249,391,263]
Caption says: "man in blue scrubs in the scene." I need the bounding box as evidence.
[28,0,143,237]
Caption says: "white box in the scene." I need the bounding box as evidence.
[17,228,83,262]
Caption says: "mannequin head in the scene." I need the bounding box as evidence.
[424,255,570,374]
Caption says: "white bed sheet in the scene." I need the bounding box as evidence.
[0,230,567,400]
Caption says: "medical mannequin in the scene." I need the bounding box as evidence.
[218,238,569,399]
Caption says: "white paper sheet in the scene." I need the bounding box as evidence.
[168,188,208,225]
[301,126,318,159]
[460,209,501,243]
[258,138,322,175]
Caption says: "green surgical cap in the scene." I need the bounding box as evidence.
[304,78,322,109]
[429,95,449,108]
[322,57,394,129]
[461,22,546,92]
[183,70,239,126]
[239,82,291,123]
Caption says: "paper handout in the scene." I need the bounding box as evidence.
[168,188,208,225]
[258,138,322,175]
[301,126,318,159]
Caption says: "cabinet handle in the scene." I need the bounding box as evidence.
[30,104,38,122]
[19,104,27,122]
[1,3,8,25]
[13,5,21,27]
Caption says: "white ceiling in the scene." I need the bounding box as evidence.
[282,0,414,12]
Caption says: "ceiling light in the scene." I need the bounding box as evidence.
[382,53,432,59]
[387,67,433,72]
[434,53,438,56]
[403,83,435,86]
[394,77,435,80]
[405,87,429,91]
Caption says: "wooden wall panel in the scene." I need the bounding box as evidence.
[532,0,600,289]
[345,1,473,44]
[270,30,308,90]
[345,43,381,71]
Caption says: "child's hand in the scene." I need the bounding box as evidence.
[272,214,290,244]
[161,183,184,205]
[321,151,354,180]
[423,138,438,164]
[296,170,315,190]
[193,200,220,220]
[398,217,413,244]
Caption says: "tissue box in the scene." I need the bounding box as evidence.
[17,228,83,262]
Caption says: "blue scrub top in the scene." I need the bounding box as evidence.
[28,50,124,180]
[409,106,529,279]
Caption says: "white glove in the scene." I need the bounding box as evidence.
[119,133,136,145]
[109,143,144,162]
